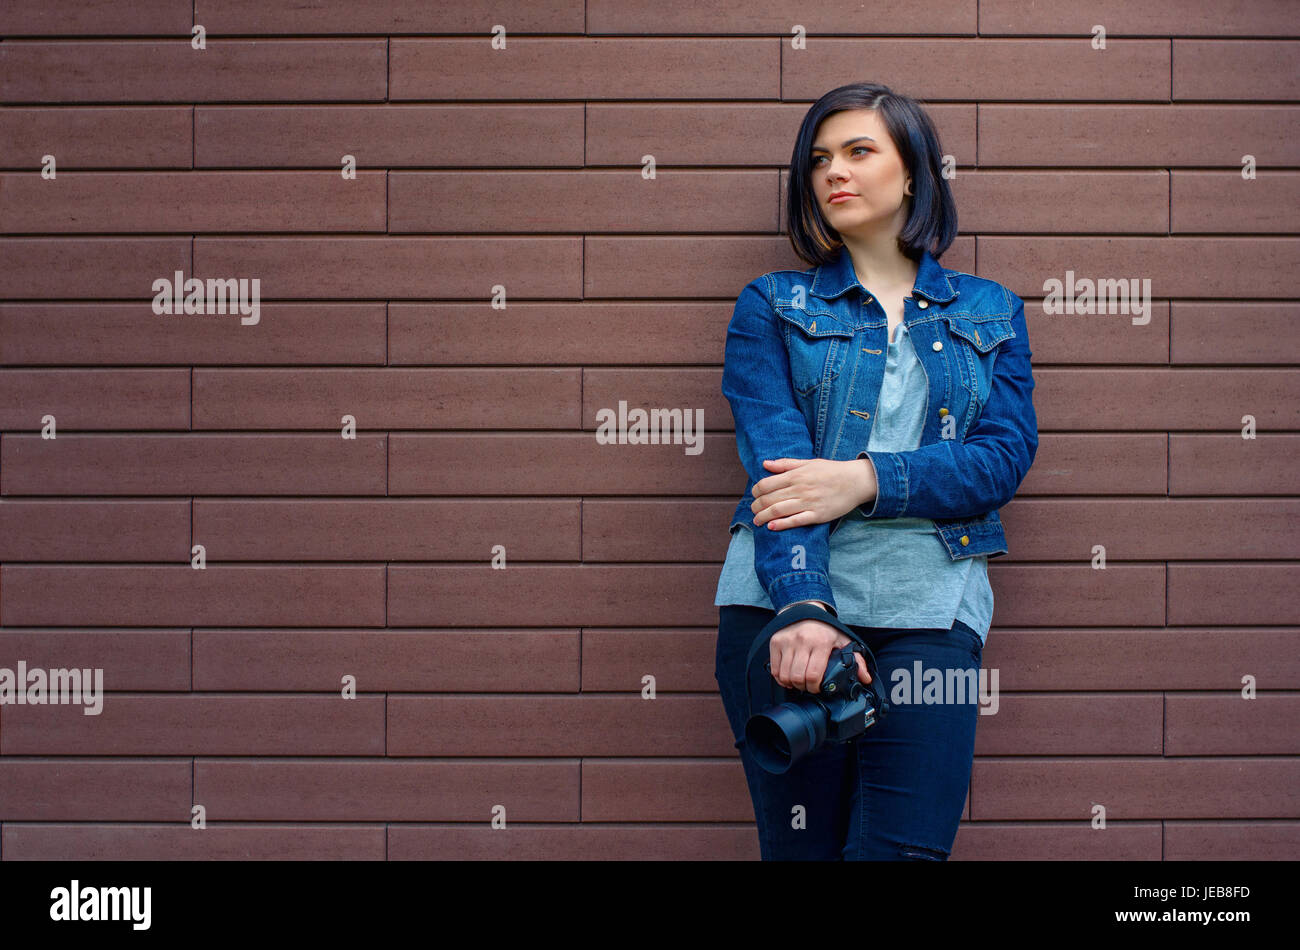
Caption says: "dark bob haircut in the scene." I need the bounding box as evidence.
[786,81,958,267]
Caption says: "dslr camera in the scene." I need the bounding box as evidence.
[743,602,890,774]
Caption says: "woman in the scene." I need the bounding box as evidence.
[712,82,1039,860]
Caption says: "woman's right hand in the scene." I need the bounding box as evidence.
[770,619,872,694]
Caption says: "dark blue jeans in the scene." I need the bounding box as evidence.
[714,605,983,861]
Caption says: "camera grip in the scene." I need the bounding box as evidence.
[743,602,888,720]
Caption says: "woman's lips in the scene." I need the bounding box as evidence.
[829,194,857,204]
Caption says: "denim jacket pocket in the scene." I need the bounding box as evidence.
[774,305,855,397]
[945,315,1015,416]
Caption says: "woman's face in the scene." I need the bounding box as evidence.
[809,108,912,242]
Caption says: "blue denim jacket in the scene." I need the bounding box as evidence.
[721,244,1039,615]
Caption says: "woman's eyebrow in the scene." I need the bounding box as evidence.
[811,136,877,153]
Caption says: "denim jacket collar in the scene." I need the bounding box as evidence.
[809,244,959,305]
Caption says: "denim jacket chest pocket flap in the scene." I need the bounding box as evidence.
[943,314,1016,352]
[942,313,1016,412]
[773,304,857,396]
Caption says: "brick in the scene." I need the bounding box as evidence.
[388,695,734,756]
[388,301,727,366]
[1174,41,1300,99]
[979,0,1300,37]
[582,500,737,564]
[784,39,1169,101]
[389,170,777,233]
[0,433,386,495]
[952,821,1162,860]
[389,433,730,496]
[972,758,1299,819]
[1168,563,1299,625]
[1164,821,1300,860]
[1170,435,1297,495]
[192,499,579,561]
[0,0,192,35]
[193,237,582,299]
[0,565,386,626]
[196,104,583,168]
[1172,171,1300,233]
[0,172,386,232]
[1171,303,1300,365]
[590,0,975,33]
[582,628,719,692]
[192,368,580,429]
[194,0,584,34]
[0,238,188,298]
[984,565,1167,627]
[1009,301,1169,364]
[1166,694,1300,755]
[0,368,189,429]
[581,368,727,431]
[0,759,190,820]
[980,629,1300,690]
[193,629,579,691]
[978,236,1297,299]
[387,564,719,627]
[972,694,1162,755]
[1036,368,1300,430]
[953,171,1166,233]
[1,823,386,860]
[0,40,387,103]
[976,434,1167,496]
[390,38,779,100]
[0,303,387,365]
[582,761,754,821]
[195,759,580,820]
[980,105,1300,166]
[2,695,385,755]
[0,107,191,169]
[1000,499,1300,561]
[390,823,756,860]
[0,500,188,560]
[0,629,190,690]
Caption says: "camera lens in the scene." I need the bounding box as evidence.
[744,699,827,774]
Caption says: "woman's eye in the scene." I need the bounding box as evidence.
[812,147,871,165]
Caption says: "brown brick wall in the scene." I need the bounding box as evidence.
[0,0,1296,860]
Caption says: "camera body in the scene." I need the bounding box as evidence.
[743,603,890,774]
[789,642,880,742]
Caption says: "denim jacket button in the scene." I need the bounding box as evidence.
[938,407,948,416]
[917,299,929,309]
[932,341,943,351]
[960,535,970,546]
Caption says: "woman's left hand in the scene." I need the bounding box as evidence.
[751,457,877,530]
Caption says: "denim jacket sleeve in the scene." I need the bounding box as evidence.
[721,277,837,614]
[859,289,1038,520]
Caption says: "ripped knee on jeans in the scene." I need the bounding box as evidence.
[899,843,948,861]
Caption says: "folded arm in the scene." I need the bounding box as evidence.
[722,277,838,615]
